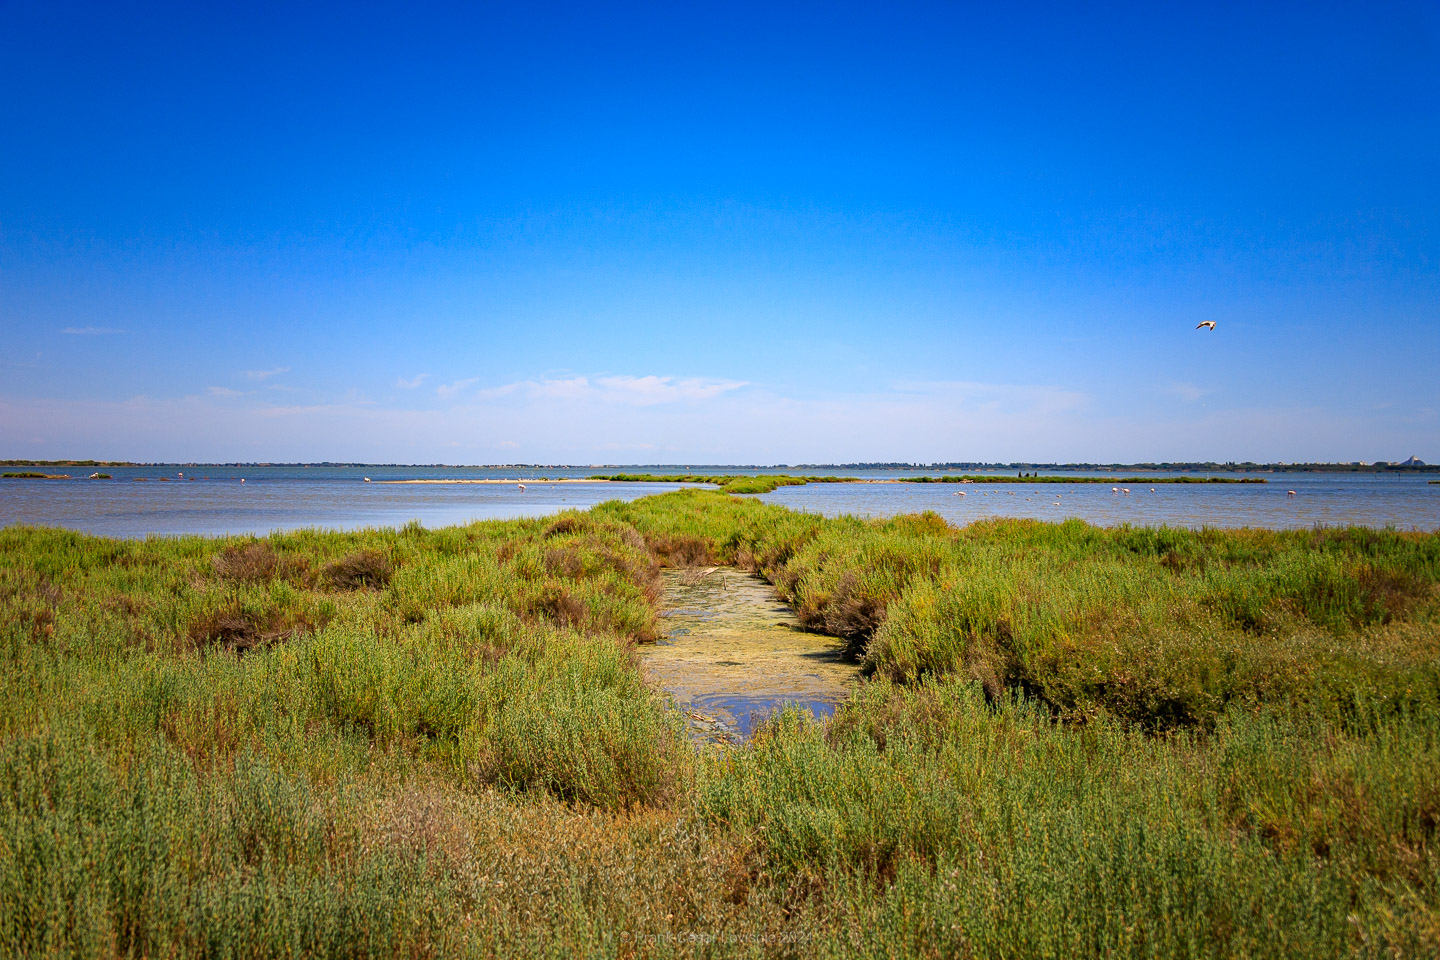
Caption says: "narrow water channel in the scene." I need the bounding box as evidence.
[643,567,858,743]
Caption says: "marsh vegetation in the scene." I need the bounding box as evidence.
[590,473,856,494]
[1,490,1437,956]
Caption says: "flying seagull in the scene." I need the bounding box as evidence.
[1196,321,1216,331]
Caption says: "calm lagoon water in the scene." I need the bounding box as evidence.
[0,465,685,538]
[761,471,1439,531]
[1,465,1436,538]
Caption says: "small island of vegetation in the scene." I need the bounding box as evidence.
[589,472,857,494]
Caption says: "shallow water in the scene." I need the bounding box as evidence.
[1,465,1435,536]
[0,468,687,538]
[760,473,1439,531]
[643,568,857,743]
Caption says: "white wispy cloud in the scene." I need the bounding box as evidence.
[396,373,429,389]
[1163,381,1208,403]
[61,326,126,335]
[244,367,290,381]
[469,374,749,406]
[593,375,749,405]
[436,377,480,398]
[206,386,245,398]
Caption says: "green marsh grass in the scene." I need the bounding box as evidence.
[1,492,1437,956]
[590,473,855,494]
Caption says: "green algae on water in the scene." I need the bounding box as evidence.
[643,567,857,742]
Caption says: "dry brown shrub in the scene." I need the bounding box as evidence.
[1355,564,1427,625]
[616,526,648,552]
[963,625,1015,703]
[212,542,279,583]
[212,541,313,585]
[321,549,393,590]
[187,599,327,653]
[25,605,57,642]
[803,572,888,657]
[647,534,711,568]
[544,547,586,579]
[1159,549,1205,574]
[542,515,586,538]
[529,585,588,630]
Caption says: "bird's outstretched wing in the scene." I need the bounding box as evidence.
[1195,321,1216,330]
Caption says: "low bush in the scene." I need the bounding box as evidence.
[320,548,393,589]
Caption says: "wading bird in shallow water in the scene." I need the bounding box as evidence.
[517,483,526,491]
[1288,490,1297,496]
[1196,321,1217,331]
[363,477,371,483]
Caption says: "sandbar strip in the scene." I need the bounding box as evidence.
[377,478,608,485]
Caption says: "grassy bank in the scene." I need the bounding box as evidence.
[2,491,1437,956]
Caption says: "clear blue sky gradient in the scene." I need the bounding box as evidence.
[2,1,1437,462]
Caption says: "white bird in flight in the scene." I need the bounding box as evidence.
[1196,321,1216,331]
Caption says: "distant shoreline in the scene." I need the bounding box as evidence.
[2,459,1434,474]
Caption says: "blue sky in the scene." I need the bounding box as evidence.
[2,1,1437,463]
